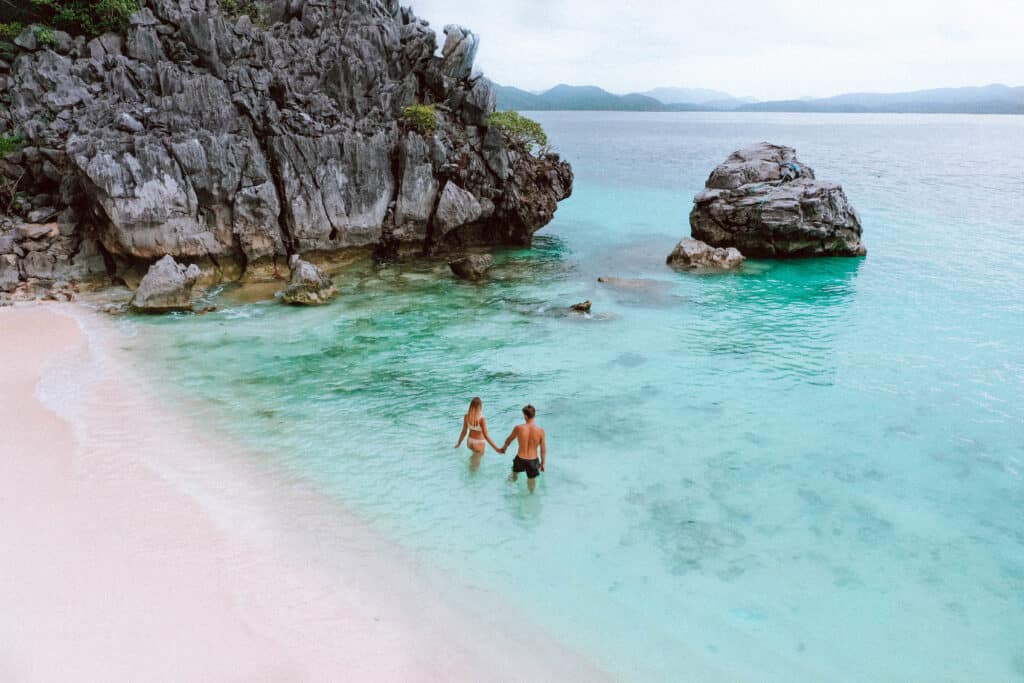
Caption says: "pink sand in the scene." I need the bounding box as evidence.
[0,306,605,682]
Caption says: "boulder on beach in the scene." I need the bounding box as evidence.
[449,254,495,281]
[130,256,201,312]
[667,238,745,271]
[281,256,339,306]
[690,143,866,258]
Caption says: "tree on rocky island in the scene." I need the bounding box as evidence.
[486,111,549,155]
[400,105,438,136]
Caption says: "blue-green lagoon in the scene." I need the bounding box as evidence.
[123,113,1024,681]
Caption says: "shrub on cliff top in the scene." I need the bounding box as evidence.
[486,111,548,155]
[401,104,438,136]
[1,0,140,40]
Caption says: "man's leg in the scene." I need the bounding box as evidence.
[527,476,536,494]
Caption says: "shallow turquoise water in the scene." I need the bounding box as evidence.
[129,113,1024,681]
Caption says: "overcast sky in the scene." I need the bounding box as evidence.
[409,0,1023,99]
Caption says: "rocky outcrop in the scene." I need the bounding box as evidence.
[449,254,493,281]
[131,255,200,312]
[0,0,573,295]
[690,143,865,258]
[667,238,745,271]
[281,255,338,305]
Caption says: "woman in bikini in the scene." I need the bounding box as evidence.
[455,397,501,464]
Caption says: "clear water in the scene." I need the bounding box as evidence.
[125,113,1024,681]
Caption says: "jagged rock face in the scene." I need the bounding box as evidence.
[0,0,573,288]
[131,255,201,311]
[281,255,338,305]
[667,238,745,271]
[690,143,865,258]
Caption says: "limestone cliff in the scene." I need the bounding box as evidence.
[0,0,573,292]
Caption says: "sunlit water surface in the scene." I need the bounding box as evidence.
[124,113,1024,681]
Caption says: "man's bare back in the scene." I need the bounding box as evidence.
[513,422,545,459]
[501,406,546,493]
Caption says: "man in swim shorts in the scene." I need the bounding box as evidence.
[500,405,547,493]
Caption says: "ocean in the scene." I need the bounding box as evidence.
[124,112,1024,681]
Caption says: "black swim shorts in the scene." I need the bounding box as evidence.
[512,456,541,479]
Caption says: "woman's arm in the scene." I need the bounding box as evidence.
[481,418,502,452]
[455,417,468,448]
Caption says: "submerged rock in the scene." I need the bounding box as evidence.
[690,143,866,258]
[131,256,201,312]
[667,238,745,271]
[281,256,339,306]
[449,254,494,281]
[571,300,592,313]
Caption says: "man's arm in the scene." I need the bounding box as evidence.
[501,426,518,455]
[539,430,547,471]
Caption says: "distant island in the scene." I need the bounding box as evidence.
[496,83,1024,115]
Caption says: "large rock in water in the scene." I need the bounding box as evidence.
[690,143,866,258]
[131,255,200,312]
[281,256,339,306]
[667,238,745,271]
[0,0,573,291]
[449,254,494,281]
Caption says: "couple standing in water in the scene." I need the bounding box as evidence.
[455,398,547,493]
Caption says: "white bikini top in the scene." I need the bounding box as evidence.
[468,418,483,431]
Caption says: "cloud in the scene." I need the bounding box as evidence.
[408,0,1023,99]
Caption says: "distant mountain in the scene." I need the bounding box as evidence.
[738,84,1024,114]
[495,84,664,111]
[495,83,1024,115]
[639,87,753,108]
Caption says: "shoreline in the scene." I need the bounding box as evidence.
[0,304,607,682]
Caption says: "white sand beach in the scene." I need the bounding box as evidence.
[0,305,604,682]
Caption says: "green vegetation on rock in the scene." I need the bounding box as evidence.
[485,111,548,154]
[0,22,23,41]
[220,0,269,26]
[32,24,57,48]
[401,104,437,136]
[0,134,24,158]
[1,0,140,41]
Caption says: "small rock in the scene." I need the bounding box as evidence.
[0,254,19,292]
[26,207,59,224]
[598,276,661,290]
[115,112,144,133]
[667,238,745,271]
[131,255,201,312]
[44,281,76,302]
[0,292,11,307]
[449,254,494,281]
[13,27,37,51]
[570,300,592,313]
[281,255,338,306]
[17,223,58,241]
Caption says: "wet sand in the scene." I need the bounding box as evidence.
[0,305,605,682]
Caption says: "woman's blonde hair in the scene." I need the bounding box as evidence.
[466,397,483,426]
